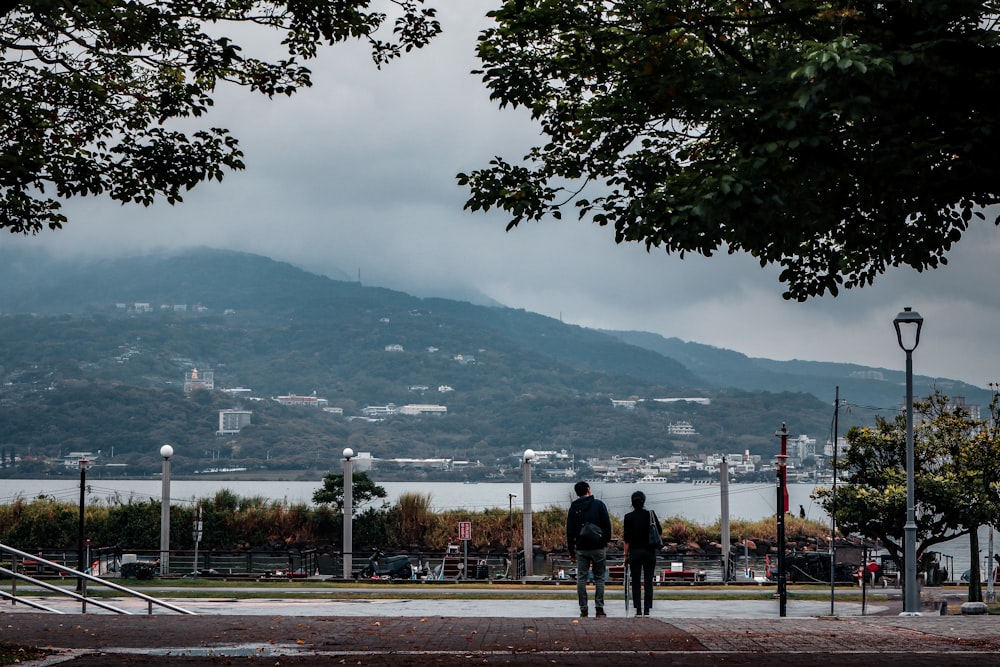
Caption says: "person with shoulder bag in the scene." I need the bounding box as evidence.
[623,490,662,616]
[566,480,613,617]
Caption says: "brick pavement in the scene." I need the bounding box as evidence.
[4,611,1000,666]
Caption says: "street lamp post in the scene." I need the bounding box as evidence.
[77,457,88,592]
[894,306,924,616]
[343,448,354,580]
[508,493,517,569]
[522,449,535,578]
[777,454,788,618]
[775,423,789,617]
[159,444,174,577]
[720,457,730,582]
[191,504,203,576]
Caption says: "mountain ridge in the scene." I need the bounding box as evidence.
[0,247,989,476]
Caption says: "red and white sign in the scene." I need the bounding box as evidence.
[458,521,472,541]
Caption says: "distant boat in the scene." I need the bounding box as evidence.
[638,475,668,484]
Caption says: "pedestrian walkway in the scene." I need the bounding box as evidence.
[4,592,999,666]
[0,593,886,617]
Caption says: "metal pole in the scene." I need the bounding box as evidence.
[77,458,87,592]
[831,386,839,615]
[744,539,749,579]
[777,424,789,514]
[988,528,996,604]
[720,457,730,581]
[343,449,354,580]
[894,307,923,616]
[776,423,789,617]
[522,449,534,578]
[159,445,173,576]
[776,464,787,616]
[902,348,920,614]
[861,545,868,616]
[192,505,203,576]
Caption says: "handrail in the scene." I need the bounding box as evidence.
[0,588,64,613]
[1,542,196,615]
[0,565,131,614]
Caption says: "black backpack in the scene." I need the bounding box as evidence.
[573,499,604,549]
[577,521,604,549]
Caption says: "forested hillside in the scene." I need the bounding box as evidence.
[0,248,979,479]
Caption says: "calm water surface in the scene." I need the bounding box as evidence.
[1,478,817,522]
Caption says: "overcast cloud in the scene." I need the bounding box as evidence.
[8,1,1000,389]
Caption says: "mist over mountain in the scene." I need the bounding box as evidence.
[0,247,988,478]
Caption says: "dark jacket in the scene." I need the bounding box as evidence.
[623,508,661,549]
[566,494,613,555]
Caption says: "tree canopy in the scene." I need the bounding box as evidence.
[814,392,1000,590]
[1,0,439,234]
[459,1,1000,301]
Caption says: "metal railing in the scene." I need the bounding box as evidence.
[1,543,195,615]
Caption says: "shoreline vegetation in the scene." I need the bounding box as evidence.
[0,490,838,557]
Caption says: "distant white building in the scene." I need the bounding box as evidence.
[792,435,817,459]
[362,404,398,417]
[274,394,328,407]
[63,452,98,467]
[667,421,698,436]
[824,436,850,459]
[222,387,253,398]
[381,458,452,471]
[217,409,252,435]
[398,404,448,416]
[351,452,375,472]
[611,399,637,410]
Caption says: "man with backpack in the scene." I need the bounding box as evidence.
[566,480,613,617]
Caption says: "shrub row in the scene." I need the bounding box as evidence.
[0,491,830,554]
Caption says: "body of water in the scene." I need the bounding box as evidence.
[2,478,984,581]
[1,478,819,523]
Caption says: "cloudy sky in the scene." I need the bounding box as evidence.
[9,1,1000,389]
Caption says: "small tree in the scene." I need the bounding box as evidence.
[313,471,387,516]
[815,392,1000,601]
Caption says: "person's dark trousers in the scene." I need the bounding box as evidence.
[628,547,656,613]
[575,548,606,613]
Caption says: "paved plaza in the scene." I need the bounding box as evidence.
[3,587,999,665]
